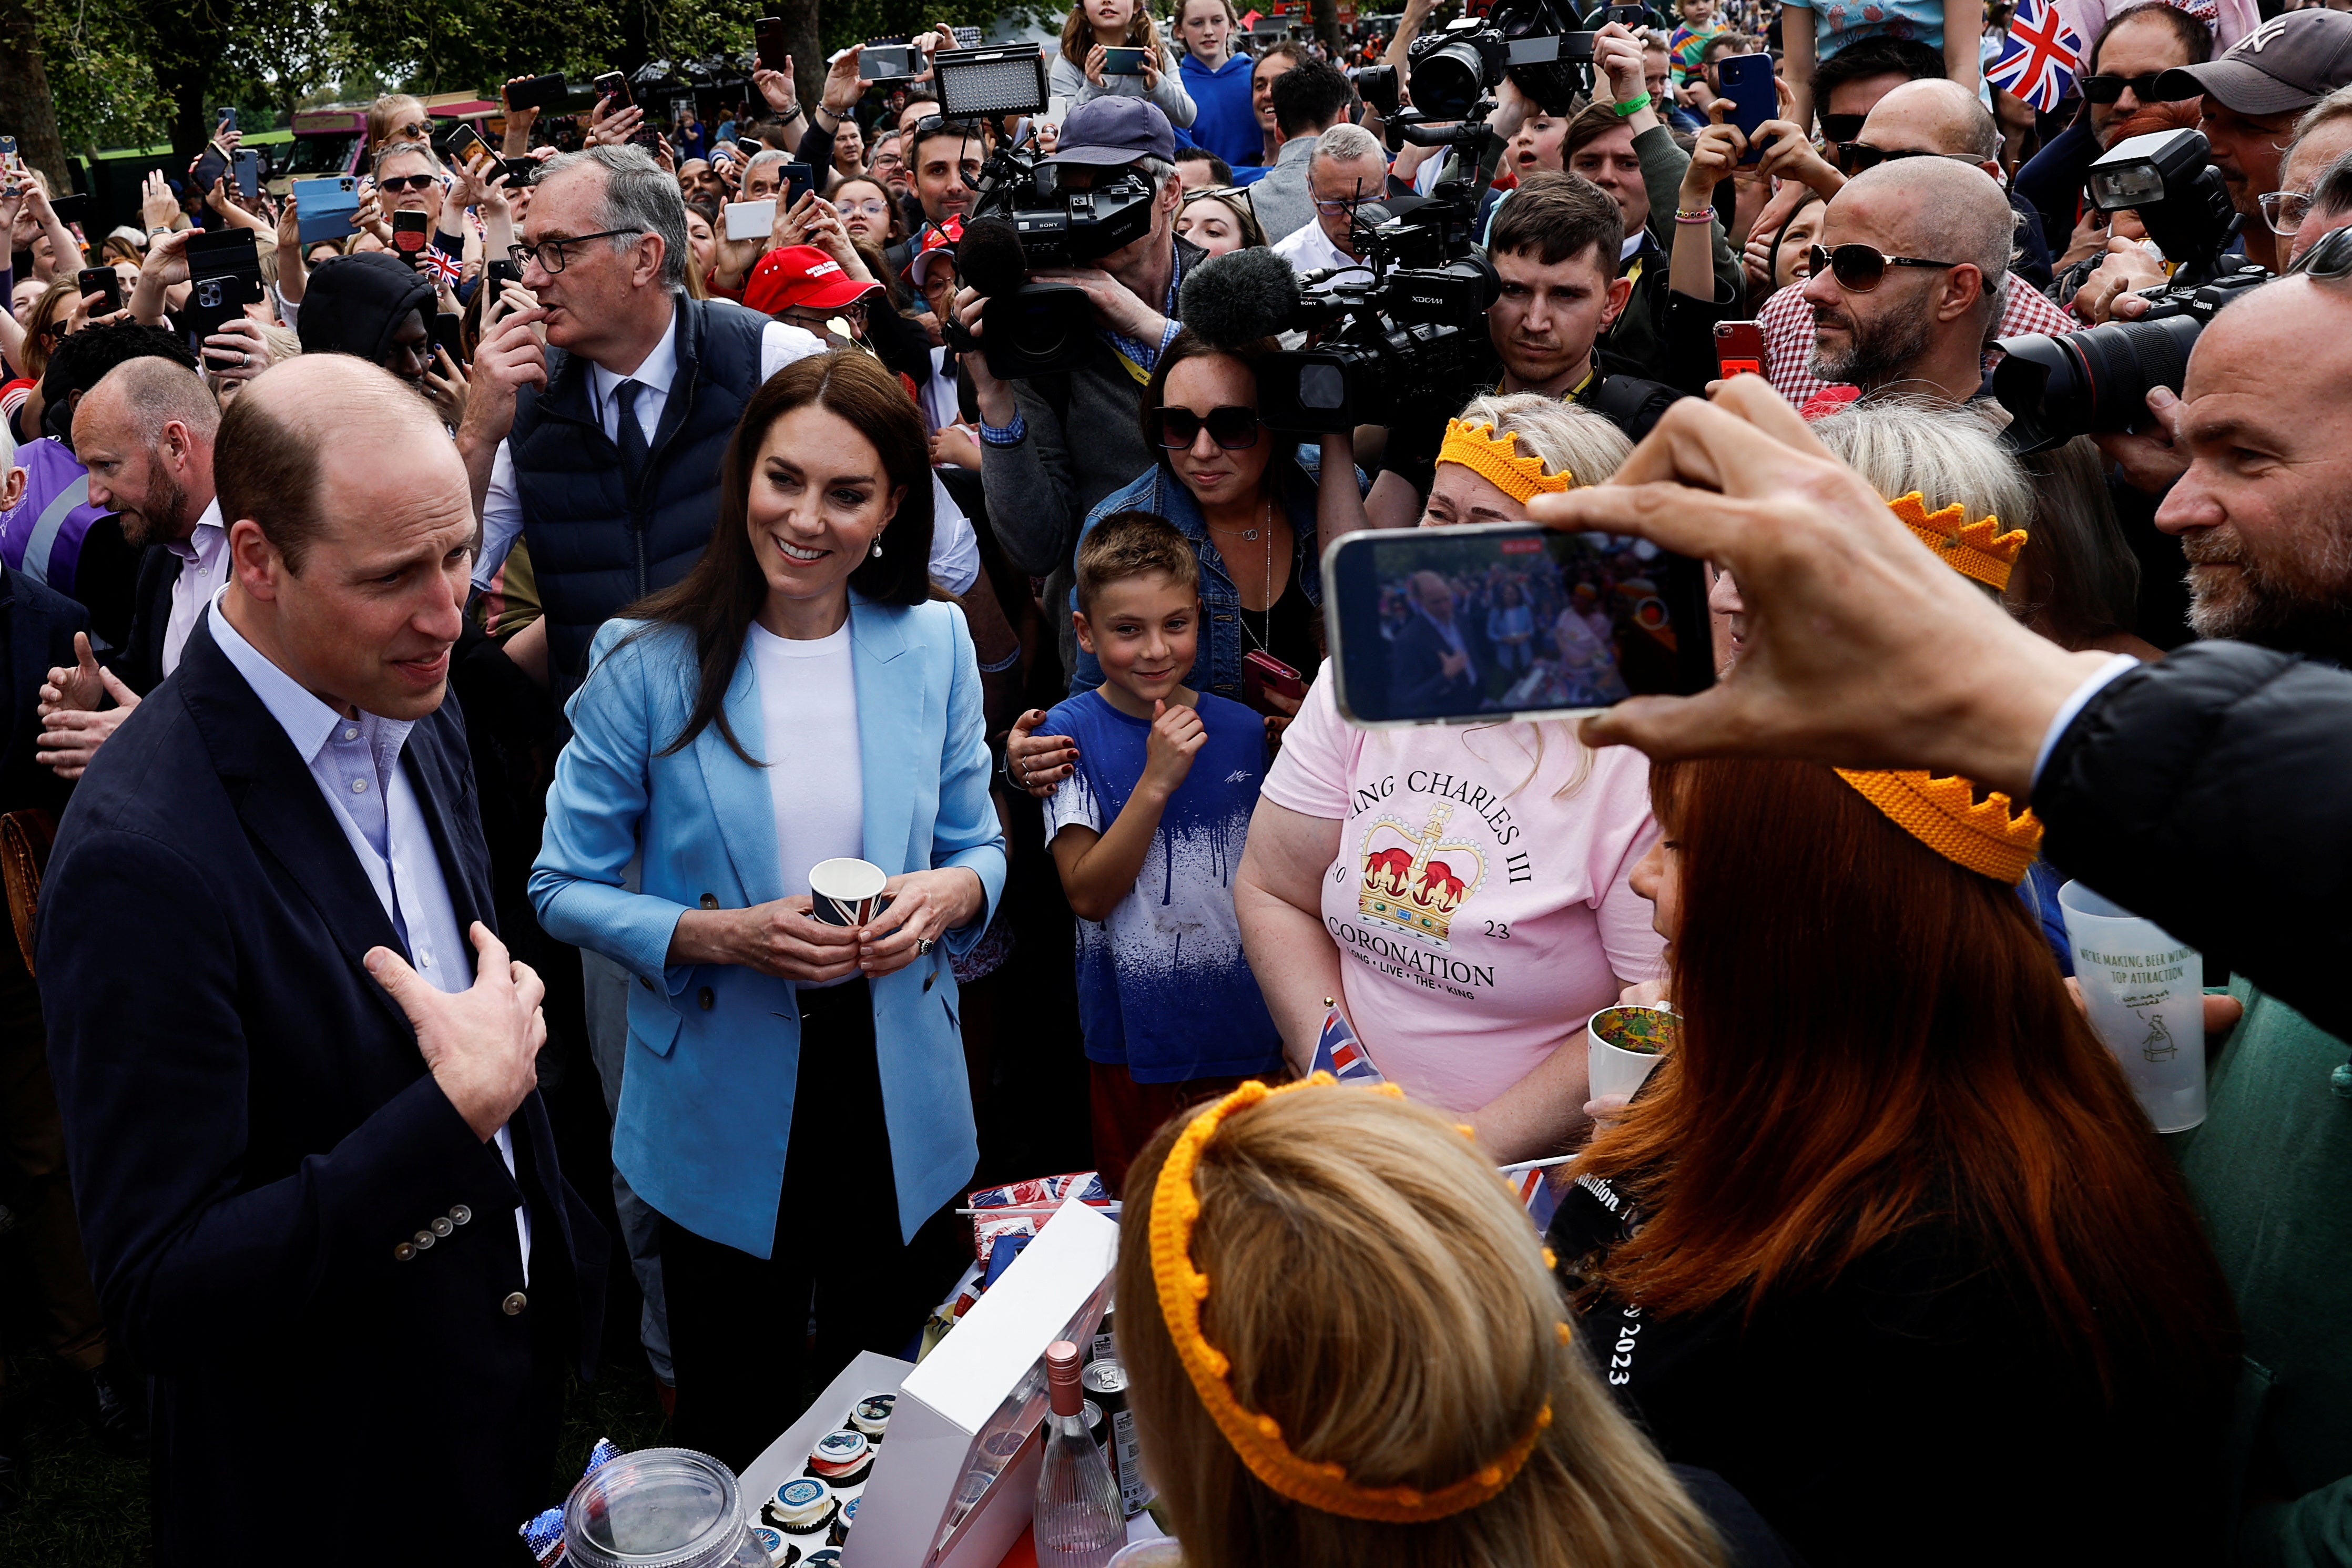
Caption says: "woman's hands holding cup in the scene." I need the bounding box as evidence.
[699,897,866,984]
[856,868,986,979]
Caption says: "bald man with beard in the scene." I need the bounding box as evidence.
[1796,157,2020,406]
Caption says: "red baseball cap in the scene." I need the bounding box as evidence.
[903,217,963,291]
[745,245,884,316]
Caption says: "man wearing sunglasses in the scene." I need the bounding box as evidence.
[2013,3,2209,251]
[373,142,469,293]
[1794,157,2019,405]
[1755,79,2078,409]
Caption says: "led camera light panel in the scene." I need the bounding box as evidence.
[934,44,1050,118]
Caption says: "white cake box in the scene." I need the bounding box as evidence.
[742,1198,1120,1568]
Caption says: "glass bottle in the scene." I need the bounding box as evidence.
[1035,1339,1126,1568]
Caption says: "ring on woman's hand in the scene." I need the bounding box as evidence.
[914,936,935,956]
[237,351,248,367]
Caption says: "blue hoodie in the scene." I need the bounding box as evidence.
[1180,49,1262,169]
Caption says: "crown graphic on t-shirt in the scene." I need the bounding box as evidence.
[1358,805,1488,948]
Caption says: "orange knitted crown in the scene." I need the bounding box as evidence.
[1887,492,2029,592]
[1834,769,2044,883]
[1148,1075,1561,1522]
[1438,419,1572,505]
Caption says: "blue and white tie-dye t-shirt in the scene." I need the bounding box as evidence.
[1042,689,1285,1084]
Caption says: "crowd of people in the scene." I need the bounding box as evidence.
[6,0,2352,1562]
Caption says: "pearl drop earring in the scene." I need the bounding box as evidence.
[870,537,884,558]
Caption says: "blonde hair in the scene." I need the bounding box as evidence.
[1808,396,2034,600]
[367,94,430,157]
[1116,1088,1728,1568]
[1450,391,1634,488]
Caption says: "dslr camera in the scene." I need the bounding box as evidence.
[1993,128,2255,452]
[1353,0,1594,125]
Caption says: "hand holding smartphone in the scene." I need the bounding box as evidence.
[1715,54,1778,163]
[1713,320,1767,380]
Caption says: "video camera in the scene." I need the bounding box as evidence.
[1991,128,2254,452]
[1353,0,1596,125]
[1181,186,1501,436]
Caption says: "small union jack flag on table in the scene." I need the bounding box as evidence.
[1988,0,2088,113]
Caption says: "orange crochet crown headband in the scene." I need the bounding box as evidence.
[1886,491,2029,593]
[1149,1075,1560,1522]
[1438,419,1573,505]
[1831,492,2042,883]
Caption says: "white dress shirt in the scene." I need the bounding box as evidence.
[472,307,828,590]
[161,498,229,677]
[206,594,532,1279]
[1271,219,1388,280]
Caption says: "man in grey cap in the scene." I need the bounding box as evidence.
[960,97,1204,697]
[2083,6,2352,314]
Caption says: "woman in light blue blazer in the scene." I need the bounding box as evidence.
[530,351,1005,1468]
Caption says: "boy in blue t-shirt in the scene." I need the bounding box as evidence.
[1042,512,1284,1190]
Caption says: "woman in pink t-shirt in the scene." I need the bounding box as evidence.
[1238,395,1665,1162]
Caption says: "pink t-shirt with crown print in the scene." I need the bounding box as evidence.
[1261,665,1666,1115]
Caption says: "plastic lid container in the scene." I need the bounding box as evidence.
[563,1447,768,1568]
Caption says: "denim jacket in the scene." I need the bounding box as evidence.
[1068,447,1358,702]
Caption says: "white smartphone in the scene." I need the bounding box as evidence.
[725,198,776,241]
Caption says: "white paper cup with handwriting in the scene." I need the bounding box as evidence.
[2058,881,2205,1134]
[809,858,891,928]
[1587,1004,1677,1103]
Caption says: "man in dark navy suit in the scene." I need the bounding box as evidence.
[37,355,605,1563]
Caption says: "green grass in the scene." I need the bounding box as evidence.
[0,1350,671,1565]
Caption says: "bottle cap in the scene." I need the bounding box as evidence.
[1046,1339,1084,1417]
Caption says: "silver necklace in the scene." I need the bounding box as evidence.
[1210,497,1277,653]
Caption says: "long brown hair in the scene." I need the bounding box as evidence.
[628,349,933,764]
[1062,0,1164,63]
[1117,1088,1727,1568]
[1575,759,2237,1393]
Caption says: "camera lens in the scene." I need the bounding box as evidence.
[1992,312,2203,451]
[1410,39,1489,122]
[1299,363,1348,412]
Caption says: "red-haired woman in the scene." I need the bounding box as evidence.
[1553,757,2240,1568]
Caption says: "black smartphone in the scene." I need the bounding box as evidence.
[505,72,568,110]
[182,227,263,346]
[48,191,91,225]
[192,144,229,196]
[77,266,123,316]
[444,121,518,186]
[757,16,790,73]
[1717,53,1778,163]
[391,209,431,267]
[594,70,634,112]
[486,257,523,293]
[1606,4,1648,25]
[428,311,465,364]
[1320,523,1713,725]
[233,147,261,199]
[783,160,814,206]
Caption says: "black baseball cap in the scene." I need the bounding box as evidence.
[2153,9,2352,118]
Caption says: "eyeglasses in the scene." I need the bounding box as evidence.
[377,174,440,194]
[837,198,892,218]
[2286,221,2352,279]
[1185,183,1256,212]
[2082,72,2166,105]
[1150,404,1262,450]
[1310,187,1374,217]
[1808,242,1962,291]
[2258,188,2314,236]
[1818,113,1866,146]
[1835,142,1985,174]
[512,228,646,272]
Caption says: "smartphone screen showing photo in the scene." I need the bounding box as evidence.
[1321,524,1712,726]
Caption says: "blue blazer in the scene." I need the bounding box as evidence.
[530,594,1007,1255]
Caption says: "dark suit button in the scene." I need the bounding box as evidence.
[450,1205,472,1226]
[430,1217,454,1238]
[640,976,654,991]
[923,972,935,992]
[503,1291,527,1316]
[698,986,714,1011]
[414,1230,435,1251]
[700,893,719,910]
[394,1242,416,1262]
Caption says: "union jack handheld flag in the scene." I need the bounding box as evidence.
[415,244,466,290]
[1505,1164,1565,1233]
[1988,0,2087,113]
[1310,1006,1384,1084]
